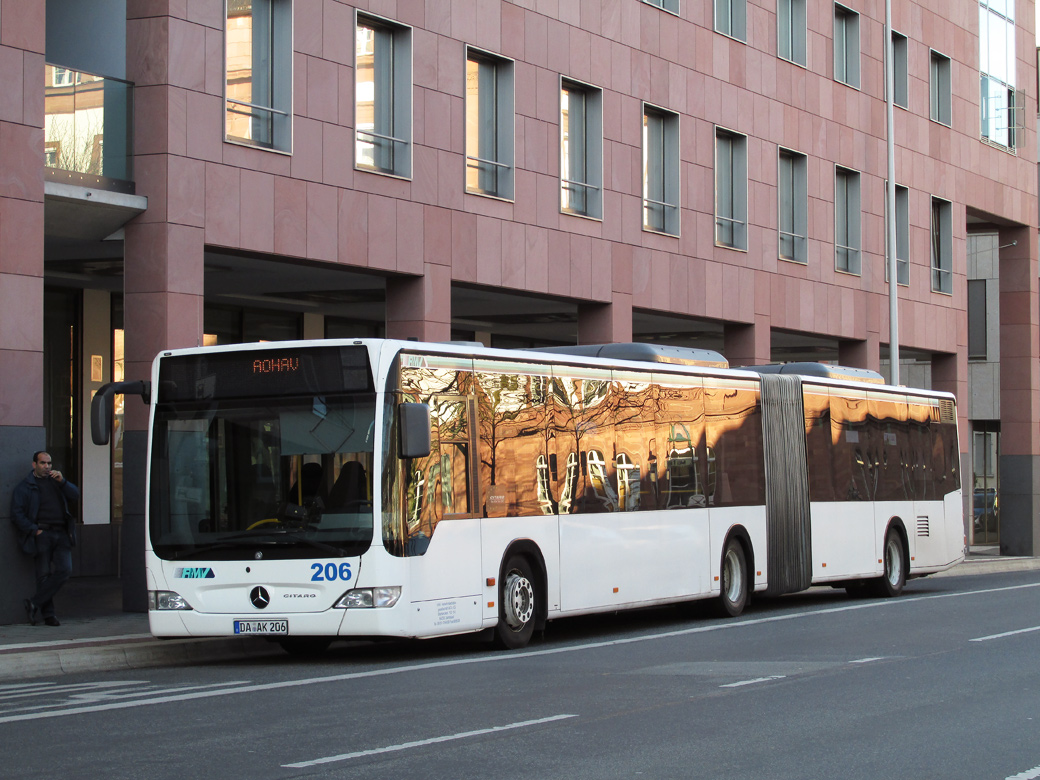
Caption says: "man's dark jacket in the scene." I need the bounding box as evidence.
[10,472,80,555]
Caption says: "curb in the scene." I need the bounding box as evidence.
[0,635,282,682]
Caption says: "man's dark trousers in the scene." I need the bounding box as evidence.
[32,528,72,620]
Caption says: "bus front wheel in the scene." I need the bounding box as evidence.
[872,529,906,598]
[716,538,748,617]
[495,555,537,649]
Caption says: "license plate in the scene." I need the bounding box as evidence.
[233,619,288,635]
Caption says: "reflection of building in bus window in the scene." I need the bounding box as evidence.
[586,450,618,511]
[536,454,556,514]
[665,423,702,508]
[560,451,579,513]
[407,468,425,528]
[616,453,640,511]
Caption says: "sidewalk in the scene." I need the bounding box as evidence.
[1,550,1038,681]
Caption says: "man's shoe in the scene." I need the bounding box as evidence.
[44,617,60,627]
[24,599,38,626]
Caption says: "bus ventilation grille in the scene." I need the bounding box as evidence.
[916,516,930,537]
[939,400,956,424]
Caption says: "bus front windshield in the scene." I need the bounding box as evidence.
[150,394,376,560]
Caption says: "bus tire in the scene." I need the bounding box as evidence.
[872,528,906,598]
[716,538,749,617]
[495,555,537,649]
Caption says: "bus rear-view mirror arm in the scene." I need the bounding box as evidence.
[398,402,431,459]
[91,380,151,446]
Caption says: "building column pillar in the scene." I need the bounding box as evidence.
[0,0,46,625]
[724,317,770,367]
[838,334,880,372]
[578,293,632,345]
[385,265,452,342]
[997,225,1040,556]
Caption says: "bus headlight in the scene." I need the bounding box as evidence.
[334,587,402,609]
[148,591,193,611]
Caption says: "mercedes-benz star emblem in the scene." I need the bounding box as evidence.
[250,586,271,610]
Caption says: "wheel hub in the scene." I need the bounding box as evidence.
[503,572,535,629]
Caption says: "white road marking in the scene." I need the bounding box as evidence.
[282,714,579,768]
[720,675,786,688]
[0,580,1037,725]
[1006,765,1040,780]
[970,625,1040,643]
[849,657,885,664]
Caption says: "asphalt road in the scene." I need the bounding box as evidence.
[2,570,1039,780]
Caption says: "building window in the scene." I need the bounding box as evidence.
[891,31,908,108]
[931,197,953,294]
[560,79,603,219]
[355,14,412,178]
[884,183,910,286]
[642,0,679,14]
[716,0,746,41]
[225,0,292,151]
[714,129,747,250]
[778,148,807,264]
[642,104,680,235]
[466,49,514,199]
[835,166,861,275]
[968,279,987,359]
[930,50,952,126]
[833,4,860,89]
[778,0,807,66]
[979,0,1017,149]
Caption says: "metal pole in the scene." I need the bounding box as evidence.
[885,0,900,385]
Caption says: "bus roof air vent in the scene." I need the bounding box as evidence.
[743,362,885,384]
[530,343,729,369]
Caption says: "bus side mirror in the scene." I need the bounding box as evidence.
[91,380,151,446]
[398,402,431,459]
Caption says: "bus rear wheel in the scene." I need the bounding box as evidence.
[495,555,537,649]
[716,538,748,617]
[872,529,906,598]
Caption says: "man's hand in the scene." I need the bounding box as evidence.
[50,470,64,483]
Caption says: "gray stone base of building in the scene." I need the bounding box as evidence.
[999,454,1040,557]
[0,426,47,625]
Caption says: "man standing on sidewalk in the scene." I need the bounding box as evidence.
[10,451,80,626]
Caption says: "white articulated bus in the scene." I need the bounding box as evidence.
[91,339,964,654]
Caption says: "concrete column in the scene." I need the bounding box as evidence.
[0,0,46,625]
[724,317,770,367]
[578,292,632,345]
[385,265,452,342]
[997,225,1040,556]
[839,334,880,372]
[120,4,208,609]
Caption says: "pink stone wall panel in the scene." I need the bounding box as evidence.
[0,272,42,351]
[290,117,324,182]
[186,91,223,162]
[168,18,206,91]
[306,182,339,262]
[338,189,369,267]
[238,170,275,252]
[475,215,503,286]
[204,162,239,246]
[167,156,206,227]
[274,176,308,258]
[367,194,399,271]
[451,210,478,281]
[0,197,42,276]
[0,347,43,426]
[0,123,42,201]
[0,47,24,124]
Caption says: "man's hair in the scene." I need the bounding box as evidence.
[32,451,48,463]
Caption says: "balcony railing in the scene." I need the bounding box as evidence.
[45,64,134,193]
